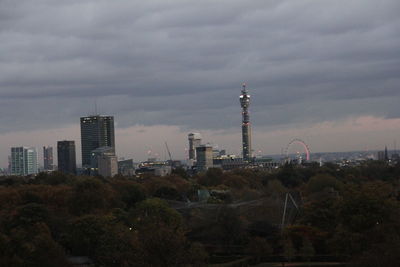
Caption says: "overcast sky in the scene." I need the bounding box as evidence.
[1,0,399,167]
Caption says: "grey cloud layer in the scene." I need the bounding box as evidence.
[0,0,399,133]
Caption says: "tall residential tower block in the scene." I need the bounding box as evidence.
[10,147,38,176]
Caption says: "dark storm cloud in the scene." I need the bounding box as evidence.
[0,0,399,133]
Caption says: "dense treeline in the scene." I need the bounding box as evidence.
[0,161,399,266]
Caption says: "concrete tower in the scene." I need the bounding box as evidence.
[239,83,252,162]
[188,133,202,160]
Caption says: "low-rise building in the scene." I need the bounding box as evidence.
[196,144,213,172]
[90,146,117,177]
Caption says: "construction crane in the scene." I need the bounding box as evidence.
[165,142,173,162]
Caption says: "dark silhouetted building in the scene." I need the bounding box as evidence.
[57,141,76,175]
[80,115,115,167]
[43,146,53,171]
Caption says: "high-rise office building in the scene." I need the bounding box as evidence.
[43,146,53,171]
[57,141,76,175]
[196,144,213,172]
[10,147,38,176]
[188,133,202,160]
[80,115,115,167]
[239,83,252,162]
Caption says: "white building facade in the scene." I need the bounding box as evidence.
[10,147,38,176]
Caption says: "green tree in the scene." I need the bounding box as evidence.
[246,236,272,263]
[185,242,209,266]
[68,177,112,215]
[154,186,182,200]
[66,215,109,256]
[300,238,315,266]
[7,223,70,267]
[306,173,342,194]
[283,238,296,266]
[133,198,182,229]
[300,198,337,232]
[338,182,395,233]
[134,223,188,266]
[34,171,68,185]
[203,206,246,248]
[66,214,137,266]
[132,198,205,266]
[198,168,224,187]
[277,164,305,187]
[171,167,189,179]
[111,180,146,209]
[12,203,49,227]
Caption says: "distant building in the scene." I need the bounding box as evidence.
[188,133,202,160]
[196,145,213,172]
[10,147,38,176]
[57,141,77,175]
[135,160,172,177]
[90,146,117,177]
[118,159,136,176]
[213,157,246,170]
[98,154,118,177]
[253,157,282,169]
[239,83,252,162]
[385,146,389,161]
[136,166,170,177]
[168,160,182,168]
[154,166,172,176]
[80,115,115,167]
[43,146,53,171]
[377,147,389,161]
[212,148,227,158]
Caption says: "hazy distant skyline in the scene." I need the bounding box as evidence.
[1,0,399,167]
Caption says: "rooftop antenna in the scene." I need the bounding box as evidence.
[95,98,98,115]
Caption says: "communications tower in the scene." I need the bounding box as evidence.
[239,83,252,162]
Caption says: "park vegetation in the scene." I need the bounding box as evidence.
[0,160,399,266]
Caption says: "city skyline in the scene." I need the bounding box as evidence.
[0,0,399,167]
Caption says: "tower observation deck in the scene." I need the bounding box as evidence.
[239,83,252,162]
